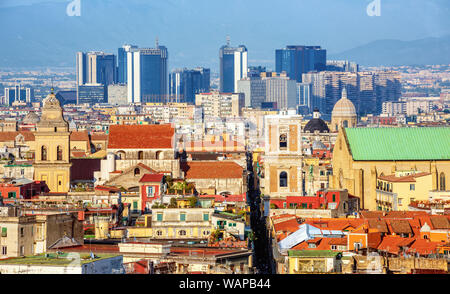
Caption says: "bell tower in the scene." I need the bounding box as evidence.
[33,90,71,192]
[263,113,303,202]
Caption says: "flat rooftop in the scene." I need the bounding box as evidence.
[0,253,120,266]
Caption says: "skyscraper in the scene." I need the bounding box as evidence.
[219,39,248,93]
[127,42,168,103]
[3,84,34,105]
[117,44,138,84]
[76,51,116,104]
[275,45,326,82]
[169,68,210,103]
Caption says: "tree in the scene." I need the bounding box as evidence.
[188,196,198,208]
[168,198,178,208]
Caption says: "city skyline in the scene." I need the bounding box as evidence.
[0,0,449,69]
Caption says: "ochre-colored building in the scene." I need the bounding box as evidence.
[33,91,72,192]
[331,127,450,211]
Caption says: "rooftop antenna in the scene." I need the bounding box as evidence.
[226,35,230,47]
[155,36,159,48]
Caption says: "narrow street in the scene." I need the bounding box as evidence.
[247,152,275,274]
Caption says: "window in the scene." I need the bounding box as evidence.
[8,192,16,199]
[132,201,138,210]
[331,245,337,250]
[332,194,336,202]
[41,146,47,161]
[57,146,63,161]
[279,172,288,187]
[180,213,186,221]
[203,230,210,236]
[134,168,140,176]
[440,172,446,191]
[203,213,209,221]
[178,230,186,236]
[1,246,6,255]
[138,151,144,160]
[156,230,163,236]
[157,213,163,221]
[1,227,6,237]
[20,246,24,256]
[146,186,154,197]
[20,227,24,237]
[279,134,287,150]
[398,198,403,205]
[410,184,415,191]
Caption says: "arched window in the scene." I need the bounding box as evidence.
[279,171,288,187]
[279,134,287,150]
[41,146,47,161]
[138,151,144,160]
[155,151,163,160]
[178,230,186,236]
[134,168,140,176]
[440,172,446,191]
[57,146,63,161]
[343,120,348,128]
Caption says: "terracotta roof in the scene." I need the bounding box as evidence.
[273,218,301,235]
[367,219,389,233]
[407,239,443,256]
[107,124,174,149]
[70,130,89,142]
[71,150,87,158]
[360,211,385,219]
[377,236,415,255]
[139,173,164,183]
[0,131,35,142]
[182,161,243,179]
[388,219,413,234]
[378,172,431,183]
[385,211,428,218]
[90,132,108,141]
[430,215,450,229]
[198,194,246,203]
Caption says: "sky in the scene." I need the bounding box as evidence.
[0,0,449,70]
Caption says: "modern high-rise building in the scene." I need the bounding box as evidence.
[275,45,326,82]
[76,51,116,104]
[326,60,359,72]
[76,51,116,86]
[77,84,107,105]
[117,44,138,84]
[262,72,297,110]
[3,84,34,105]
[127,42,168,103]
[236,76,266,108]
[219,40,248,93]
[169,67,210,103]
[302,70,401,117]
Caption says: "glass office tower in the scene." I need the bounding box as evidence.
[219,43,248,93]
[127,44,168,103]
[169,68,210,103]
[275,46,326,82]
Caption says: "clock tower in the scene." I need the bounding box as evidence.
[33,90,71,192]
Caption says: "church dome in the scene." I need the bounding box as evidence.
[303,108,330,133]
[332,88,356,117]
[23,111,40,124]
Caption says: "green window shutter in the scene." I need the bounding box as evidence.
[133,201,138,209]
[180,213,186,221]
[203,213,209,221]
[1,227,6,237]
[157,214,163,221]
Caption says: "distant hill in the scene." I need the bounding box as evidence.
[329,35,450,66]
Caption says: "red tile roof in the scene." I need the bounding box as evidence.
[90,132,108,141]
[182,161,243,179]
[377,236,415,255]
[70,130,89,142]
[107,124,174,149]
[0,131,35,142]
[139,173,164,183]
[378,172,431,183]
[406,239,443,256]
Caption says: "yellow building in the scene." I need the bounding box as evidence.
[331,127,450,211]
[33,91,72,192]
[376,171,433,211]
